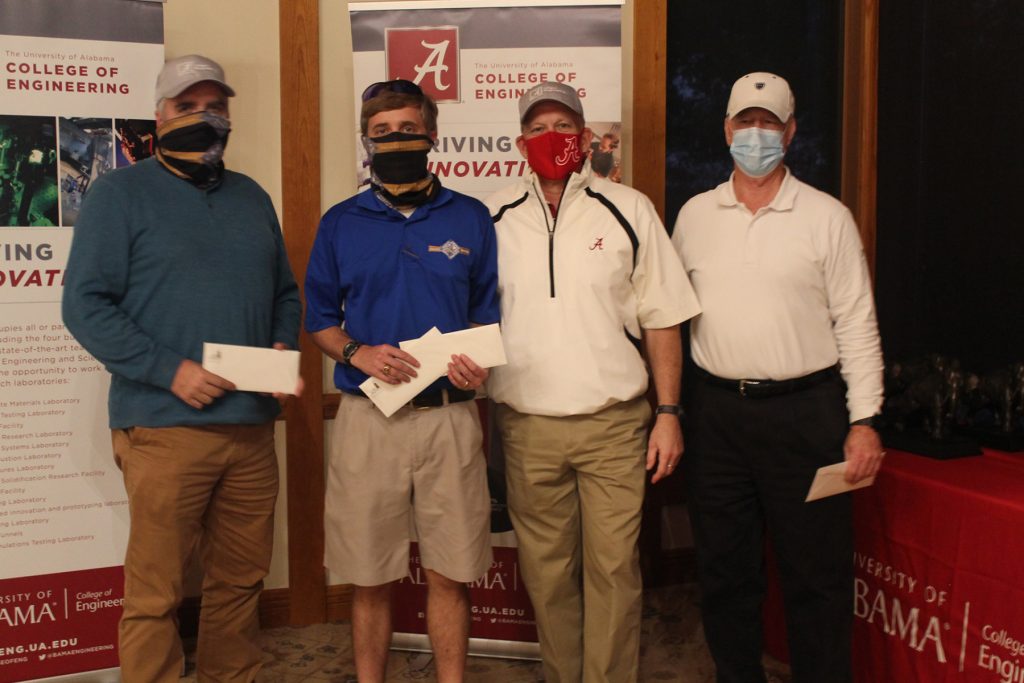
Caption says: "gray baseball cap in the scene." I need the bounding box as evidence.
[518,81,584,123]
[155,54,236,106]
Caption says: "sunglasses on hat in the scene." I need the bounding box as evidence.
[361,79,423,101]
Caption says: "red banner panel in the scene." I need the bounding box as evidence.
[0,566,121,682]
[765,449,1024,682]
[852,450,1024,682]
[385,27,461,103]
[393,543,537,643]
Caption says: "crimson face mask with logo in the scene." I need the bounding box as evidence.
[155,111,231,189]
[524,131,584,182]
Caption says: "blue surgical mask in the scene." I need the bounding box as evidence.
[729,126,785,178]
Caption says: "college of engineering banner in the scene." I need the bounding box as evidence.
[349,0,623,657]
[350,0,624,201]
[0,1,163,680]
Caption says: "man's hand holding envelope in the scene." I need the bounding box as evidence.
[358,324,507,417]
[201,342,303,407]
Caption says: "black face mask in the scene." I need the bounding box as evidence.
[155,111,231,189]
[363,131,438,208]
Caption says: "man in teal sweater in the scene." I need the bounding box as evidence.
[62,55,300,683]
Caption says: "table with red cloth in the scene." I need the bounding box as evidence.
[763,447,1024,682]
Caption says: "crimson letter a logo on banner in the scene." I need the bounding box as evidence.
[385,27,460,103]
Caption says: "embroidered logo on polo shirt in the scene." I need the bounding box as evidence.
[589,237,604,251]
[428,240,471,260]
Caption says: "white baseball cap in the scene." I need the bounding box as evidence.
[726,72,794,122]
[155,54,236,106]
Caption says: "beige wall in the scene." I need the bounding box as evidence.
[321,1,357,212]
[164,1,284,215]
[163,0,290,591]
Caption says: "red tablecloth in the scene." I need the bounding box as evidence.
[764,448,1024,682]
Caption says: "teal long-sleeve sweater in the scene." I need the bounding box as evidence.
[62,158,301,429]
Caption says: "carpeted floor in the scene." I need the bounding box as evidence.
[183,583,792,682]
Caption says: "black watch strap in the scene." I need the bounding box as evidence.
[341,340,362,366]
[655,404,683,417]
[850,415,879,428]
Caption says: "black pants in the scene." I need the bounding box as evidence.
[684,369,853,683]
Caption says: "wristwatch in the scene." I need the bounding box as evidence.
[850,415,880,428]
[341,340,362,366]
[655,404,683,417]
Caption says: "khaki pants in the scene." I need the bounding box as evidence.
[497,398,650,683]
[324,393,492,585]
[111,423,277,683]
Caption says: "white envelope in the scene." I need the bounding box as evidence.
[359,324,506,418]
[805,461,876,502]
[400,323,507,368]
[202,343,301,395]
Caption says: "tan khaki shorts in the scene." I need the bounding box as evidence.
[324,393,492,586]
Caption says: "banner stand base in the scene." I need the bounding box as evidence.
[25,667,120,683]
[391,633,540,660]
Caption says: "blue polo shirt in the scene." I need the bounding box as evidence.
[305,185,500,394]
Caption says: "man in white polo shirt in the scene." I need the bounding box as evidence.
[486,81,700,683]
[671,72,885,683]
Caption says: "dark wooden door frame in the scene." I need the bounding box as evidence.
[280,0,326,626]
[841,0,879,275]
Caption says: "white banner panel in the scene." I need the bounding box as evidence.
[1,35,162,119]
[0,229,127,576]
[0,1,164,678]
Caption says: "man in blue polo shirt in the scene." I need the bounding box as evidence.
[305,80,499,683]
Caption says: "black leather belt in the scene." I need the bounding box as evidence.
[693,364,839,398]
[408,387,476,409]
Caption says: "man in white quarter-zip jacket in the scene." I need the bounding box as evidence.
[484,81,701,683]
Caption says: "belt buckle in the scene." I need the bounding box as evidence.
[738,379,760,397]
[412,389,448,411]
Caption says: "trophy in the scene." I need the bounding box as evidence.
[963,362,1024,451]
[879,355,980,459]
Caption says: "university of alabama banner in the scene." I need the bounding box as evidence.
[0,1,163,680]
[850,451,1024,683]
[350,0,624,201]
[764,450,1024,683]
[348,0,623,658]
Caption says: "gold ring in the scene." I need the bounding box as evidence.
[464,380,470,388]
[382,364,392,377]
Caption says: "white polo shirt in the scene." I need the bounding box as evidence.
[671,169,883,421]
[486,165,701,417]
